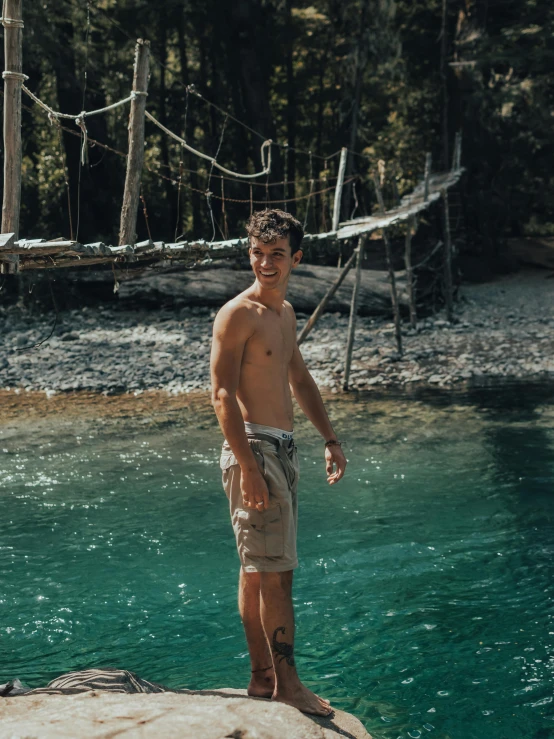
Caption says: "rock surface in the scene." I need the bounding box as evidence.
[0,267,552,395]
[0,689,371,738]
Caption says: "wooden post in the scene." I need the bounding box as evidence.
[451,133,457,171]
[1,0,24,274]
[391,164,401,206]
[373,173,403,355]
[298,246,358,346]
[404,215,417,328]
[453,131,462,171]
[457,134,462,170]
[342,236,364,391]
[423,152,432,202]
[332,147,348,232]
[441,188,454,322]
[119,39,150,246]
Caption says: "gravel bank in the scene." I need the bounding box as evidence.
[1,269,552,395]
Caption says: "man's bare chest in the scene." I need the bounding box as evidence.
[243,313,294,367]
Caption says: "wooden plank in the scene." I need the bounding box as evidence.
[19,256,120,270]
[9,166,467,271]
[109,245,135,255]
[2,241,82,255]
[336,192,443,240]
[0,233,16,249]
[86,242,110,255]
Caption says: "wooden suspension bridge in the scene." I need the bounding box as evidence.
[0,0,464,390]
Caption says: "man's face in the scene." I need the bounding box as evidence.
[249,236,302,289]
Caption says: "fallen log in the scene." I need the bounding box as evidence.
[507,237,554,271]
[117,263,409,315]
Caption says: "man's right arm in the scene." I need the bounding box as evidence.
[210,303,270,510]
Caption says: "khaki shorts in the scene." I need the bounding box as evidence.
[220,435,299,573]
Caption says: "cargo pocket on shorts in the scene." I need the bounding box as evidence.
[220,451,237,470]
[263,504,284,557]
[220,451,238,492]
[234,505,284,559]
[220,445,264,474]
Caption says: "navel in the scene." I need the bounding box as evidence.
[266,350,272,356]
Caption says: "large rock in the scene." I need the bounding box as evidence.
[0,689,371,738]
[118,263,408,316]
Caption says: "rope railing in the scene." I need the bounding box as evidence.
[12,78,461,236]
[21,81,274,180]
[38,113,339,189]
[144,110,272,180]
[22,85,144,164]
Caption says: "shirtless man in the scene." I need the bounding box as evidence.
[210,209,347,717]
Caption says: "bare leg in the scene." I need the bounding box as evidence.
[259,570,332,716]
[239,569,275,697]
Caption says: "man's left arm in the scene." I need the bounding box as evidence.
[288,315,347,485]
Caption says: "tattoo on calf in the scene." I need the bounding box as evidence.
[272,626,295,667]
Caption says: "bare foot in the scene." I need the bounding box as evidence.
[273,681,333,717]
[247,666,275,698]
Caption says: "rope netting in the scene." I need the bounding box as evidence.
[15,73,358,244]
[1,5,461,257]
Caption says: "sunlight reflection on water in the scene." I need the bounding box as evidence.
[1,386,553,739]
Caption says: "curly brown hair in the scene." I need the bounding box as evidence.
[246,209,304,253]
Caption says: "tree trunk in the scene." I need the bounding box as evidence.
[52,18,89,240]
[156,20,177,239]
[314,41,330,231]
[224,0,282,193]
[177,9,206,238]
[341,1,369,222]
[440,0,449,170]
[285,0,296,215]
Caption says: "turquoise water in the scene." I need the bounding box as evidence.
[1,387,554,739]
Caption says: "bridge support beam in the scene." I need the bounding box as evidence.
[119,39,150,246]
[1,0,24,274]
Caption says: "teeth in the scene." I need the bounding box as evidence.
[261,271,277,276]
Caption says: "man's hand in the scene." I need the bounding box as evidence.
[240,468,270,511]
[325,444,347,485]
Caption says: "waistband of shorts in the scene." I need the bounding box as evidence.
[245,432,295,450]
[244,422,294,441]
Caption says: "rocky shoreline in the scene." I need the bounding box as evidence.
[0,268,552,396]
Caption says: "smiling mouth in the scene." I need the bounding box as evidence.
[260,270,278,277]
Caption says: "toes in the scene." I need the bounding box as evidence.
[315,700,332,715]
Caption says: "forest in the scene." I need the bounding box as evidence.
[2,0,553,266]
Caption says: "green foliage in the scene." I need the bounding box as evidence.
[1,0,551,253]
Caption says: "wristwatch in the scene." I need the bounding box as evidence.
[325,439,343,448]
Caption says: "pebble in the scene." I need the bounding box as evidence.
[0,272,552,395]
